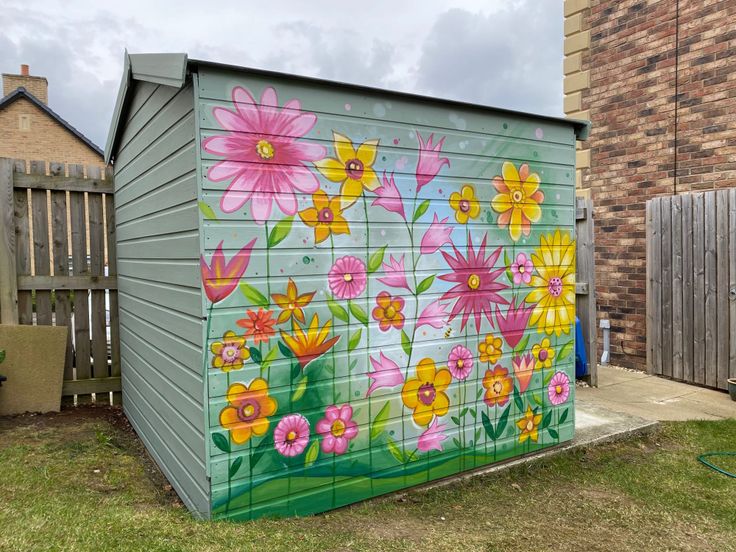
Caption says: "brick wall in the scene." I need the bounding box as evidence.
[564,0,736,370]
[2,74,48,104]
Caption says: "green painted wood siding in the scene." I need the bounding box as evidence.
[195,66,578,520]
[114,80,208,517]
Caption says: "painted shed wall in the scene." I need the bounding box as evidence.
[114,79,208,517]
[195,67,578,520]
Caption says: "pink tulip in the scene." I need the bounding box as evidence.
[512,353,535,394]
[416,299,451,329]
[495,298,534,350]
[417,417,448,452]
[200,238,256,303]
[420,214,453,255]
[367,352,405,396]
[415,131,450,192]
[378,255,411,291]
[372,171,406,220]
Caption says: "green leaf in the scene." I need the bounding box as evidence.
[548,427,559,440]
[267,216,294,248]
[514,333,530,354]
[278,341,293,358]
[496,406,510,437]
[240,282,269,308]
[304,440,319,468]
[249,347,262,364]
[292,376,308,402]
[290,360,300,381]
[459,407,468,418]
[504,250,514,283]
[513,387,524,412]
[250,435,272,469]
[481,411,495,441]
[416,274,435,295]
[451,416,461,426]
[543,369,555,386]
[259,346,278,374]
[405,449,418,462]
[452,437,462,449]
[348,301,369,325]
[370,401,391,440]
[474,428,482,442]
[367,245,387,273]
[198,201,217,220]
[532,392,544,407]
[348,329,362,351]
[412,199,430,222]
[559,408,569,425]
[386,438,405,464]
[327,297,349,323]
[469,408,477,419]
[558,341,574,361]
[541,410,553,430]
[212,432,231,454]
[229,456,243,479]
[401,330,412,357]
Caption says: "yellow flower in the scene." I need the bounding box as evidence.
[531,337,555,369]
[516,405,542,444]
[271,278,315,324]
[280,314,341,370]
[401,358,452,427]
[449,184,480,224]
[298,190,350,244]
[525,230,576,336]
[219,378,277,445]
[491,162,544,241]
[314,131,380,207]
[478,334,503,364]
[210,330,249,372]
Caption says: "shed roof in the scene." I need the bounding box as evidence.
[1,86,103,157]
[105,52,591,164]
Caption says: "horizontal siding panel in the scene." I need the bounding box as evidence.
[117,202,198,242]
[118,258,199,288]
[117,232,200,261]
[119,293,202,347]
[118,274,201,318]
[117,172,197,225]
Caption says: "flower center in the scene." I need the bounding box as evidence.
[492,381,503,394]
[288,302,295,310]
[222,345,239,360]
[526,419,534,432]
[286,430,298,443]
[459,199,470,212]
[418,382,436,406]
[343,273,353,282]
[518,265,525,274]
[456,359,464,368]
[512,190,524,204]
[237,400,260,422]
[318,208,334,223]
[255,139,274,160]
[548,277,563,297]
[555,384,563,395]
[467,274,481,290]
[385,305,397,319]
[345,158,364,180]
[331,419,346,438]
[538,349,548,361]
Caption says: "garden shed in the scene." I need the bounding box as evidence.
[105,52,590,520]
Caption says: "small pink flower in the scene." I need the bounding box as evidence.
[447,345,473,380]
[378,255,411,291]
[511,253,534,285]
[512,353,535,394]
[417,417,448,452]
[328,256,367,299]
[420,213,453,255]
[274,414,310,457]
[372,171,406,220]
[548,371,571,406]
[367,352,405,396]
[495,298,534,350]
[417,299,451,329]
[415,132,450,192]
[316,404,358,455]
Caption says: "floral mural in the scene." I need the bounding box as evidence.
[199,83,576,520]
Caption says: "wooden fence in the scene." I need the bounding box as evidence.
[646,190,736,390]
[0,158,120,403]
[576,196,597,386]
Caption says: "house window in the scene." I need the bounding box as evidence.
[19,114,31,131]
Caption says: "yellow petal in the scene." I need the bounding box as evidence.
[299,207,319,227]
[356,139,379,166]
[522,173,540,197]
[227,383,248,404]
[416,358,436,383]
[314,157,348,183]
[360,167,380,191]
[502,161,520,186]
[333,131,356,164]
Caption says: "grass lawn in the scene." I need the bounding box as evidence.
[0,407,734,552]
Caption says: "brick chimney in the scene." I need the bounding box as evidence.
[2,64,48,104]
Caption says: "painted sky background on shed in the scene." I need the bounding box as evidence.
[0,0,563,148]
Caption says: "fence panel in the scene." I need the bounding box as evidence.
[576,196,597,386]
[0,158,120,403]
[647,190,734,390]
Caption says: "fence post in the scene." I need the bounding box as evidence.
[0,158,18,325]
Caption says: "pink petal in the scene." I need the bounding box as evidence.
[212,107,247,133]
[333,437,349,455]
[207,160,243,182]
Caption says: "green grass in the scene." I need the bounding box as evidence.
[0,407,734,552]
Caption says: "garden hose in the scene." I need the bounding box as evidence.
[697,452,736,478]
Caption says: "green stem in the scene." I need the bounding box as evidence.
[362,195,373,486]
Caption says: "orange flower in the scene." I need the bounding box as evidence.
[298,190,350,244]
[271,278,315,324]
[478,333,503,364]
[280,314,340,369]
[237,308,276,344]
[401,358,452,427]
[210,330,250,372]
[516,405,543,444]
[491,162,544,241]
[372,291,405,332]
[219,378,277,445]
[482,365,513,407]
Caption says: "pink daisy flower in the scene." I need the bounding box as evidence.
[316,404,358,455]
[447,345,473,380]
[202,86,326,222]
[274,414,310,457]
[511,253,534,285]
[328,256,367,299]
[548,371,571,406]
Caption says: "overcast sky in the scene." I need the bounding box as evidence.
[1,0,563,149]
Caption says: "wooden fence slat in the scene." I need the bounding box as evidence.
[16,275,117,290]
[105,192,122,404]
[660,196,673,378]
[704,191,718,388]
[575,197,597,386]
[729,188,736,383]
[29,161,53,326]
[12,173,114,194]
[0,159,17,324]
[13,161,33,325]
[715,190,729,390]
[681,193,694,384]
[671,195,683,381]
[648,198,663,375]
[692,193,706,385]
